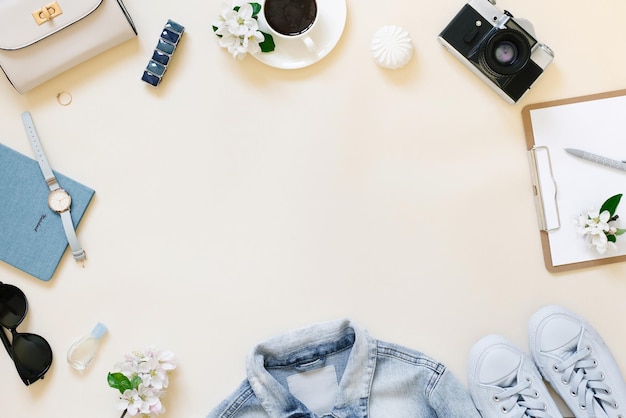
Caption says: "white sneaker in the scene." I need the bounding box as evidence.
[529,305,626,418]
[468,334,562,418]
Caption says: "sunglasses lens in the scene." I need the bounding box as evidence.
[0,284,27,328]
[12,333,53,385]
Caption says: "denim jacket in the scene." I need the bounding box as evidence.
[207,319,481,418]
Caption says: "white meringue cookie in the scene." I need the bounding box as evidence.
[370,25,413,69]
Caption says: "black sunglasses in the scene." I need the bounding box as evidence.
[0,282,53,385]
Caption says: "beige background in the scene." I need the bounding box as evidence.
[1,0,626,417]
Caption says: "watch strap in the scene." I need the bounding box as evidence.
[60,209,86,261]
[21,111,59,191]
[22,111,86,263]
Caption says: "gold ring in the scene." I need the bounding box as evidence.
[56,92,72,106]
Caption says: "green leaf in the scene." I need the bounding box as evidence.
[249,2,262,17]
[608,234,617,243]
[615,228,626,236]
[233,5,240,11]
[107,372,132,394]
[259,32,275,53]
[600,194,623,217]
[130,375,143,390]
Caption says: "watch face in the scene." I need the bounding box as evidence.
[48,189,71,213]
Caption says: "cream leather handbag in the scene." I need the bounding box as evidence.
[0,0,137,93]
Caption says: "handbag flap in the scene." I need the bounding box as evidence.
[0,0,103,50]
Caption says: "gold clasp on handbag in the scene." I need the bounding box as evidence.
[32,2,63,25]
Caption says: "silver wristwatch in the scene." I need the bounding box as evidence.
[22,111,86,262]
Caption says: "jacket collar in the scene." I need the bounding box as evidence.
[246,319,377,418]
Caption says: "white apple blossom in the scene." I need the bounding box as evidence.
[574,205,623,254]
[213,2,274,59]
[590,230,617,254]
[223,3,259,37]
[109,346,176,417]
[117,384,162,417]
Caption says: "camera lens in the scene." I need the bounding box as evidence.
[482,29,530,75]
[493,41,517,65]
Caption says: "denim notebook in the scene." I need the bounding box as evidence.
[0,143,94,281]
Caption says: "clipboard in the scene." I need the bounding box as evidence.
[522,89,626,272]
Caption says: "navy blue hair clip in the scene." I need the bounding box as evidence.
[141,20,185,87]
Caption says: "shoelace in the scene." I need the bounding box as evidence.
[553,345,621,417]
[493,377,554,418]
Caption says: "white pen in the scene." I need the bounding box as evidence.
[564,148,626,172]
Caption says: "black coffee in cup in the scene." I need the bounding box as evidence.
[264,0,318,36]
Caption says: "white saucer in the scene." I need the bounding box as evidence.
[253,0,347,69]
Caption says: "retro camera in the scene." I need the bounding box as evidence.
[438,0,553,103]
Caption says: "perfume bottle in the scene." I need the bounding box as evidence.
[67,322,107,371]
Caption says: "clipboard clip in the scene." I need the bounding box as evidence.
[528,146,560,231]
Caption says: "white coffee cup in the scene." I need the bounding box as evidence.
[261,0,318,51]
